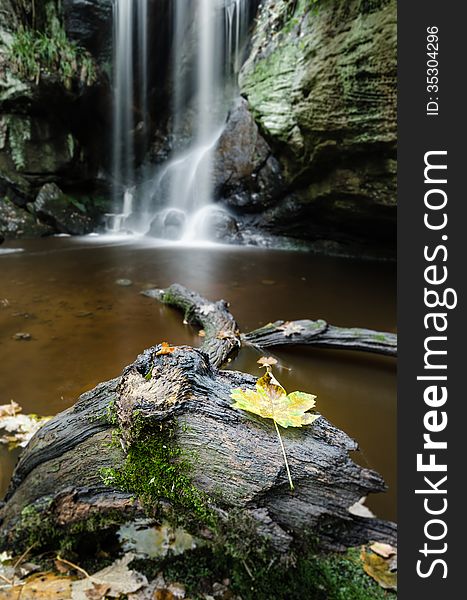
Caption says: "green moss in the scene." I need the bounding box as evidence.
[6,500,127,558]
[372,333,387,342]
[100,420,217,533]
[133,546,392,600]
[7,15,97,88]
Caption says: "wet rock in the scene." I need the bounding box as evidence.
[63,0,113,64]
[115,279,133,287]
[0,2,108,220]
[0,198,53,240]
[240,0,397,248]
[213,97,283,213]
[198,208,240,243]
[12,332,32,341]
[33,183,93,236]
[148,209,186,240]
[0,111,87,208]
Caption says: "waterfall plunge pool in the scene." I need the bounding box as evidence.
[0,236,396,521]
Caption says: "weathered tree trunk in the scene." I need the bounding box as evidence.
[147,284,397,359]
[0,285,397,558]
[244,320,397,357]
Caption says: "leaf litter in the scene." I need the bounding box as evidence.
[0,401,51,449]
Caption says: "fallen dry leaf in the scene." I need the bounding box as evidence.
[231,370,319,429]
[0,402,21,419]
[72,553,147,600]
[0,410,51,449]
[85,582,111,599]
[257,356,278,369]
[0,572,74,600]
[369,542,397,559]
[217,330,236,340]
[231,370,319,490]
[361,546,397,591]
[278,321,305,337]
[156,342,175,356]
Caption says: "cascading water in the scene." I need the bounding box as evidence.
[109,0,251,240]
[107,0,148,233]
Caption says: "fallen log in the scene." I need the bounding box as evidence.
[142,284,241,367]
[244,320,397,357]
[147,284,397,358]
[0,285,396,562]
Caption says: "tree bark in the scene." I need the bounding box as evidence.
[0,285,397,557]
[147,284,397,358]
[244,320,397,357]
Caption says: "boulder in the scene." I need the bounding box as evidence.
[213,97,284,213]
[0,198,53,239]
[33,183,93,235]
[148,208,187,240]
[196,207,240,242]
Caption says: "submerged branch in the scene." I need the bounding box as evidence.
[145,285,397,360]
[243,320,397,357]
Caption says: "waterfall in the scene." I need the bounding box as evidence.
[109,0,252,241]
[108,0,148,233]
[145,0,251,241]
[112,0,134,205]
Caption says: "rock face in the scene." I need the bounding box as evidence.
[213,97,284,214]
[237,0,397,249]
[63,0,113,64]
[0,0,111,237]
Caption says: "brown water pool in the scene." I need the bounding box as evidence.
[0,237,396,520]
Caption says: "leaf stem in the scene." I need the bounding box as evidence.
[274,420,294,491]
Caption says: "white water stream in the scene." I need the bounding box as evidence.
[109,0,251,240]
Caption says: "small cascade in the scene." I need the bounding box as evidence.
[104,188,134,233]
[111,0,148,233]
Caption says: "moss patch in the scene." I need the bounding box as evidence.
[100,421,217,533]
[133,546,393,600]
[6,500,127,560]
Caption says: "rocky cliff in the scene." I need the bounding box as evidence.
[0,0,111,240]
[232,0,397,252]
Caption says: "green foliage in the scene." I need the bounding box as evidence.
[134,546,392,600]
[2,116,31,170]
[100,421,216,532]
[7,19,97,89]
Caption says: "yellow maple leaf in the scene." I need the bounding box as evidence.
[231,370,319,429]
[231,370,319,489]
